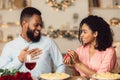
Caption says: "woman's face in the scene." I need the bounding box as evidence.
[80,23,97,45]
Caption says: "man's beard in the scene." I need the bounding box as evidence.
[27,27,41,42]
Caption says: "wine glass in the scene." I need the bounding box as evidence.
[25,55,36,71]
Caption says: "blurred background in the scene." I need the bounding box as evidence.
[0,0,120,65]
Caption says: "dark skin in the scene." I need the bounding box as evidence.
[64,24,98,78]
[18,14,43,62]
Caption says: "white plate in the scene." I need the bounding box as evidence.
[40,73,70,80]
[92,74,120,80]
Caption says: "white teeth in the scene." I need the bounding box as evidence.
[35,31,39,34]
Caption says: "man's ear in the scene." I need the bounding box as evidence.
[22,20,28,30]
[22,20,27,27]
[22,20,28,32]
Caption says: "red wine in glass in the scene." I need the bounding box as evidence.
[25,55,36,71]
[25,62,36,70]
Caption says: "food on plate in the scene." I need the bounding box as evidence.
[93,72,120,79]
[40,73,70,79]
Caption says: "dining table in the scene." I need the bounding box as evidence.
[65,76,88,80]
[39,76,88,80]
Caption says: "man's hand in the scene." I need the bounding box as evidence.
[18,47,29,62]
[18,47,42,62]
[28,48,42,59]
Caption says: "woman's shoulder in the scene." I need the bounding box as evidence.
[77,44,90,50]
[77,45,83,49]
[76,45,88,52]
[100,47,116,56]
[105,47,115,52]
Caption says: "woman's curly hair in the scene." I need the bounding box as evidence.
[78,15,114,51]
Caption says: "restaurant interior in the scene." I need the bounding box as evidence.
[0,0,120,79]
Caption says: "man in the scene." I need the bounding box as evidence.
[0,7,65,78]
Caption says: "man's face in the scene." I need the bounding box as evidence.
[26,26,41,42]
[26,14,43,42]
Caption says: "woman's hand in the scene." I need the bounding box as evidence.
[67,49,80,65]
[63,53,74,68]
[63,49,80,67]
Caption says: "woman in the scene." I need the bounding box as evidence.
[64,15,118,79]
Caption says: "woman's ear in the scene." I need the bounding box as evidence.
[94,31,98,37]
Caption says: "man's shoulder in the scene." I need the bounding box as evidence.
[40,36,56,46]
[41,36,53,42]
[5,37,21,46]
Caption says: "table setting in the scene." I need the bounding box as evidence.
[0,68,87,80]
[0,68,33,80]
[92,72,120,80]
[1,55,120,80]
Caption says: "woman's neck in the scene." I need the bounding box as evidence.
[90,39,97,49]
[89,40,97,57]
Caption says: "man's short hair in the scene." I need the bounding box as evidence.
[20,7,41,26]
